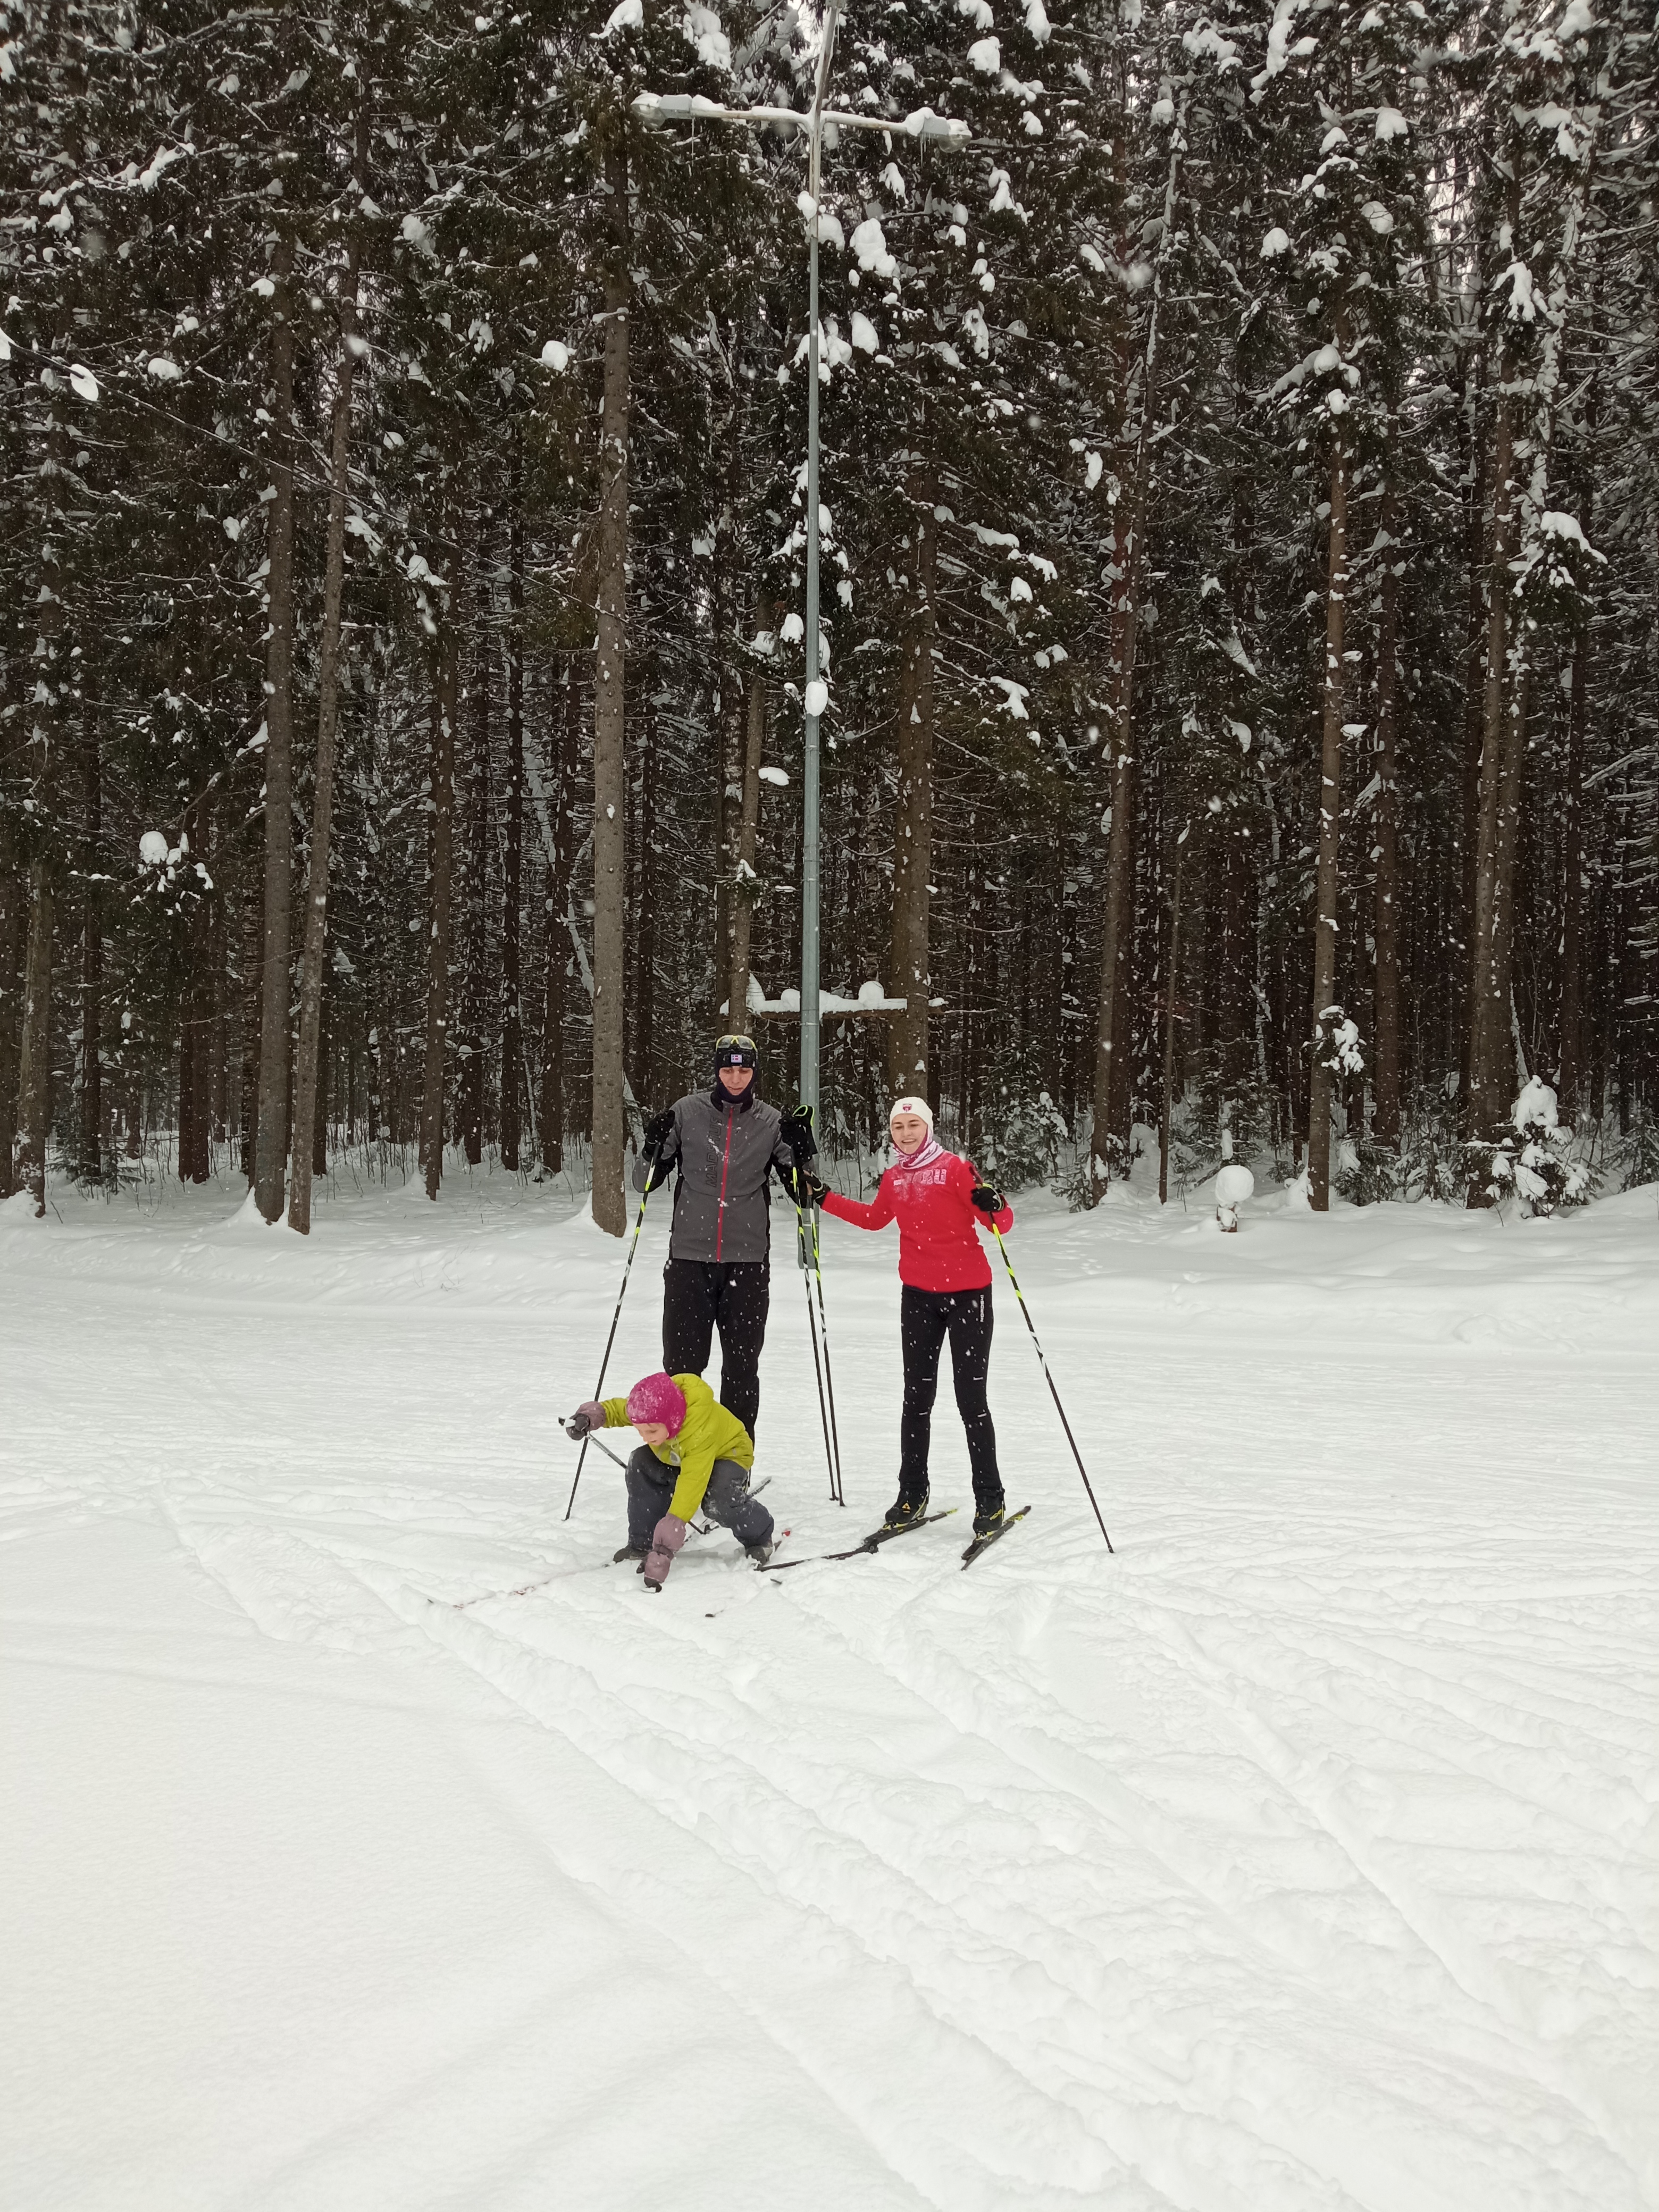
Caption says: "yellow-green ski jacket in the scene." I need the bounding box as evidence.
[599,1373,754,1522]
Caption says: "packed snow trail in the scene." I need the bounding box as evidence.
[3,1172,1656,2211]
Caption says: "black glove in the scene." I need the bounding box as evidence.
[970,1183,1006,1218]
[792,1166,829,1208]
[781,1102,817,1165]
[642,1107,674,1157]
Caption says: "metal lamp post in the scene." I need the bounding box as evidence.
[634,46,967,1119]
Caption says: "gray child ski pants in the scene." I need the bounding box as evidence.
[626,1447,774,1552]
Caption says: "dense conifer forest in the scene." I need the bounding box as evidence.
[2,0,1655,1226]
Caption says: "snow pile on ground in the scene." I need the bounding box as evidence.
[3,1168,1656,2210]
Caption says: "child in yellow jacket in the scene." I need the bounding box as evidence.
[566,1371,775,1588]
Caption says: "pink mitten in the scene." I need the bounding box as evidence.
[566,1401,607,1439]
[641,1513,688,1591]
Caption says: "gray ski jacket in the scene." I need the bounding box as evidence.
[632,1088,795,1264]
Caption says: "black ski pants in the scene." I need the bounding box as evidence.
[898,1283,1003,1510]
[626,1447,773,1551]
[661,1256,769,1441]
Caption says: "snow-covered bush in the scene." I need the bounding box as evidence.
[1335,1133,1400,1207]
[1617,1108,1659,1193]
[1171,1058,1288,1195]
[976,1065,1070,1192]
[1372,1077,1463,1203]
[1464,1079,1591,1215]
[1311,1003,1364,1080]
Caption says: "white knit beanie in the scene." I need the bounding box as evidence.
[889,1095,934,1131]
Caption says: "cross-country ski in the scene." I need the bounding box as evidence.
[756,1505,960,1572]
[959,1503,1032,1569]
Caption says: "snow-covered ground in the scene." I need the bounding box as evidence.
[4,1164,1656,2212]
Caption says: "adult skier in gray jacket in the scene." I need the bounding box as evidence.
[635,1034,810,1440]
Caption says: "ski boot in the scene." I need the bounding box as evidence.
[971,1501,1007,1541]
[743,1538,775,1568]
[882,1493,931,1534]
[613,1543,647,1566]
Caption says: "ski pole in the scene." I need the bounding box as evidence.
[793,1193,839,1504]
[570,1428,632,1477]
[992,1226,1113,1552]
[564,1163,656,1521]
[808,1203,845,1506]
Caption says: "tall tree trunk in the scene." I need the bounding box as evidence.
[312,995,328,1176]
[1089,108,1184,1197]
[888,463,935,1099]
[15,366,65,1214]
[239,877,262,1183]
[1372,455,1403,1149]
[289,206,364,1234]
[500,454,525,1171]
[1092,507,1141,1188]
[178,921,198,1185]
[16,865,53,1213]
[1468,129,1590,1147]
[539,658,576,1175]
[459,593,491,1170]
[1557,317,1599,1119]
[590,130,631,1236]
[631,699,657,1105]
[178,802,211,1187]
[181,978,212,1182]
[727,593,769,1024]
[1559,558,1589,1118]
[1217,836,1249,1076]
[0,816,23,1199]
[255,234,298,1222]
[420,586,460,1200]
[80,697,103,1183]
[1159,834,1187,1206]
[714,589,739,1013]
[209,812,228,1147]
[1487,650,1531,1101]
[1454,285,1487,1093]
[1466,330,1515,1154]
[1308,432,1349,1211]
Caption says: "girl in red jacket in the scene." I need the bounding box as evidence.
[804,1096,1013,1538]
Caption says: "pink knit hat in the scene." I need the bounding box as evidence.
[625,1372,688,1434]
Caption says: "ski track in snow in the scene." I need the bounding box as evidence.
[2,1175,1656,2211]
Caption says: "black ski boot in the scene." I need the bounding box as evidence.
[613,1543,647,1565]
[743,1538,775,1567]
[882,1493,930,1534]
[971,1501,1007,1540]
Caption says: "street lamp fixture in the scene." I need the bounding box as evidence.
[633,18,968,1125]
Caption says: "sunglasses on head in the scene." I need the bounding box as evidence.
[716,1034,758,1068]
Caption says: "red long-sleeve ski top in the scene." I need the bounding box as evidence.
[820,1150,1013,1292]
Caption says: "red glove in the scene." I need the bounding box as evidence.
[641,1512,688,1591]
